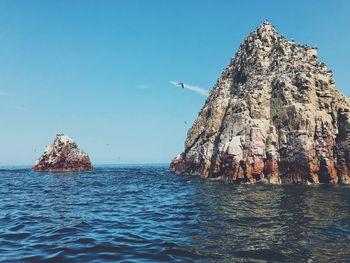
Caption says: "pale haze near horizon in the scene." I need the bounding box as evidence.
[0,0,349,165]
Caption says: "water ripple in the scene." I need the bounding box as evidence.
[0,165,349,262]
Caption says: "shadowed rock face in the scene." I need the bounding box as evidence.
[32,134,93,172]
[170,20,350,184]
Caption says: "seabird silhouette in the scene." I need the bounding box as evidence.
[174,82,184,89]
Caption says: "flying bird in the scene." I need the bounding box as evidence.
[173,81,185,89]
[170,80,209,96]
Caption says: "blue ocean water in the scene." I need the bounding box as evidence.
[0,164,349,262]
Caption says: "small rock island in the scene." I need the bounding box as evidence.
[32,134,93,172]
[170,20,350,184]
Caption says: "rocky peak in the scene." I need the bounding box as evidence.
[259,19,274,29]
[170,21,350,184]
[255,19,277,40]
[33,134,92,172]
[46,134,76,151]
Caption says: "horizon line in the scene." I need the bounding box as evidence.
[0,162,170,167]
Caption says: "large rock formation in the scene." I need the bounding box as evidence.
[170,20,350,184]
[33,134,93,172]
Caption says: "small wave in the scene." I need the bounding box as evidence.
[235,249,287,261]
[1,232,31,240]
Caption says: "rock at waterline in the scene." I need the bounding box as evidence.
[32,134,93,172]
[170,20,350,184]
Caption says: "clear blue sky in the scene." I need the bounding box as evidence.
[0,0,349,165]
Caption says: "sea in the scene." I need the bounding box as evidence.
[0,164,349,262]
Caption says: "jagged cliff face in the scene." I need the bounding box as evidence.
[32,134,93,172]
[170,20,350,184]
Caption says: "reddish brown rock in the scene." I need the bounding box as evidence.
[32,134,93,172]
[170,20,350,184]
[336,110,350,183]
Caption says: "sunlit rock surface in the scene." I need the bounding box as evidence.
[33,134,93,172]
[170,20,350,184]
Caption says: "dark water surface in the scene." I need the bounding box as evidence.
[0,165,349,262]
